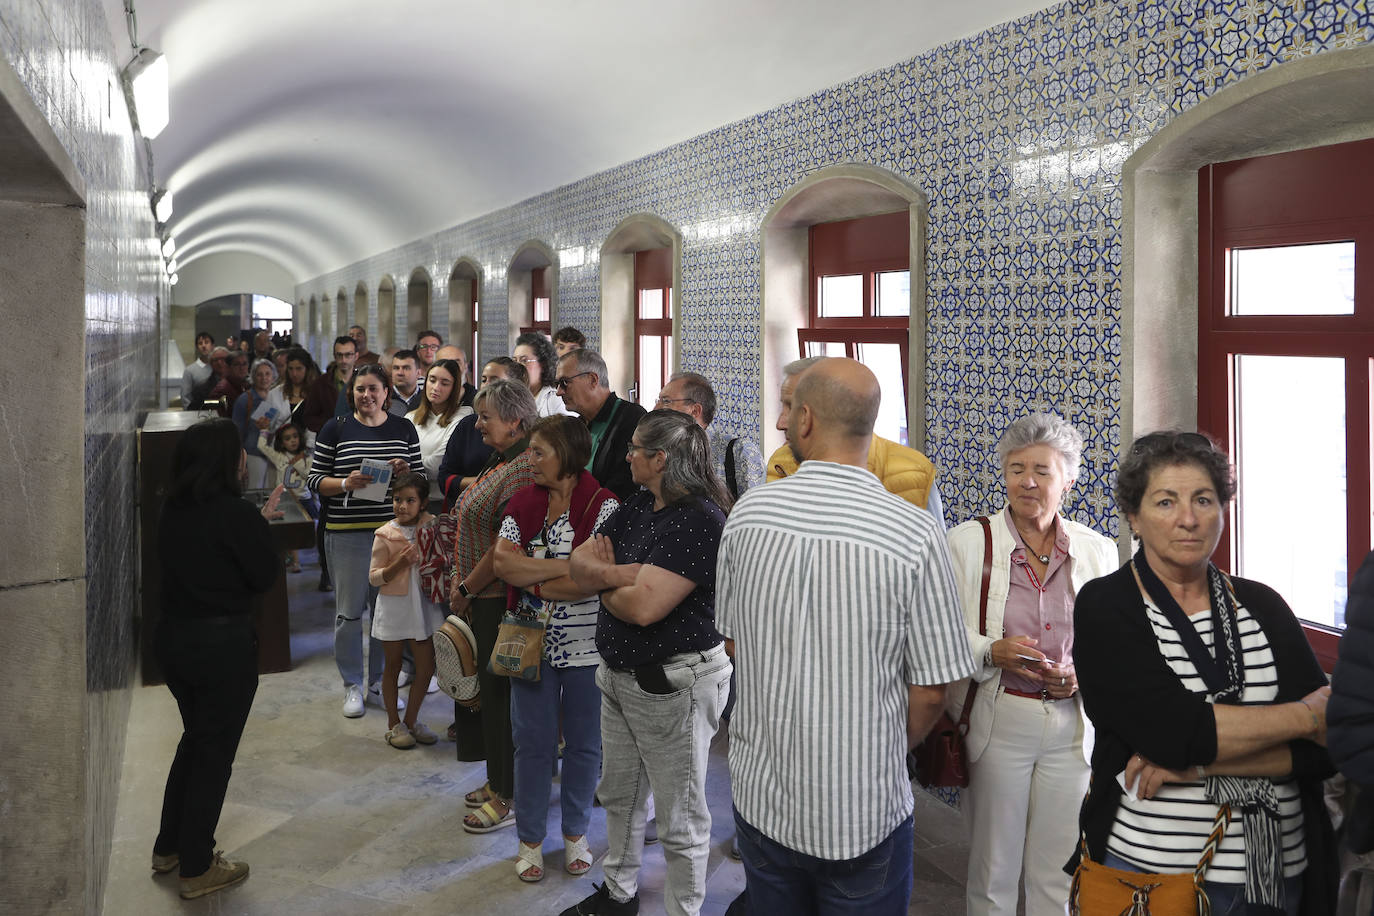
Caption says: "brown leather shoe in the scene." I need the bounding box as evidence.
[179,852,248,899]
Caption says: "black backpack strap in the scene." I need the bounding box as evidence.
[724,438,739,499]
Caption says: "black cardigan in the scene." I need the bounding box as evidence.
[1070,564,1336,915]
[1329,549,1374,852]
[586,392,646,502]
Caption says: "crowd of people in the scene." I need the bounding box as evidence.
[155,325,1370,916]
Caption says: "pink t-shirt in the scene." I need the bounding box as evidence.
[1000,511,1076,694]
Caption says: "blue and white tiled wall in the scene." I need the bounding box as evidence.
[0,0,163,905]
[301,0,1373,540]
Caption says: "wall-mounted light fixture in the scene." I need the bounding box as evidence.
[161,235,176,258]
[151,187,173,223]
[168,273,179,286]
[123,46,168,139]
[166,257,179,275]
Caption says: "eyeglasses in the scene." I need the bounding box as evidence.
[1130,431,1214,455]
[654,396,696,408]
[415,343,440,352]
[554,371,593,391]
[516,356,540,364]
[626,443,661,457]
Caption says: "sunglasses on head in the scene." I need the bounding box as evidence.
[1130,431,1214,455]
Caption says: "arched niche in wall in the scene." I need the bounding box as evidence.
[448,258,483,379]
[760,163,928,457]
[377,275,397,350]
[407,267,432,347]
[334,288,347,343]
[353,281,369,341]
[1122,46,1374,449]
[308,295,319,356]
[507,240,557,349]
[599,214,682,397]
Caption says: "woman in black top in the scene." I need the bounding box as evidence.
[152,419,282,900]
[566,410,733,916]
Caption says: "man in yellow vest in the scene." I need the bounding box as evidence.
[765,356,947,527]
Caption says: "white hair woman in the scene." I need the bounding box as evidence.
[945,412,1118,916]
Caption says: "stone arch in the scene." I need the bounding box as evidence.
[507,240,557,352]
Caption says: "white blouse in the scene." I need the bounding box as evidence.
[405,405,471,481]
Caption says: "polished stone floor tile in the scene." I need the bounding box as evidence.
[102,550,983,914]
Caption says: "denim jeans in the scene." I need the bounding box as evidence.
[597,644,732,916]
[325,529,380,687]
[511,660,601,844]
[734,808,914,916]
[1101,851,1303,916]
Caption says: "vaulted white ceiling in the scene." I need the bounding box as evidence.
[104,0,1059,282]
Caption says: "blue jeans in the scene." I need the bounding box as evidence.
[734,808,913,916]
[1101,851,1303,916]
[325,529,380,687]
[511,660,601,843]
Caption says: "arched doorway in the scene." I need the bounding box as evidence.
[600,214,682,405]
[407,267,432,347]
[507,241,556,351]
[448,258,482,383]
[377,275,396,349]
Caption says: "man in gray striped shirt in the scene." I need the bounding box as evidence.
[716,358,975,914]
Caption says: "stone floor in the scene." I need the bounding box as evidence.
[101,550,973,914]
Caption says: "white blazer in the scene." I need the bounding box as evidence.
[944,506,1118,764]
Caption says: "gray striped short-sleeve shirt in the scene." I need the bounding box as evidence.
[716,460,975,860]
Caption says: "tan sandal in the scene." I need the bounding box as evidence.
[516,842,543,883]
[464,782,492,809]
[463,799,515,834]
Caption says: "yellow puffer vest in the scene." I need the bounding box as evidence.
[765,435,936,509]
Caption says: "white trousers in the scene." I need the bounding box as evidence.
[964,690,1089,916]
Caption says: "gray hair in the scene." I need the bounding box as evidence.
[782,356,827,380]
[473,378,538,433]
[635,409,732,510]
[559,347,610,389]
[250,358,278,383]
[667,371,716,424]
[996,413,1083,482]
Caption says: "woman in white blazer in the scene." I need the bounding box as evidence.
[945,413,1118,916]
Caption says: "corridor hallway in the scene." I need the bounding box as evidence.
[100,555,975,914]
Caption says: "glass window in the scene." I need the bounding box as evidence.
[637,334,664,408]
[818,274,863,318]
[856,341,908,445]
[639,288,663,320]
[1230,242,1354,317]
[1233,354,1348,627]
[876,270,911,317]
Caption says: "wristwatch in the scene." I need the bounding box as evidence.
[983,644,995,668]
[456,580,471,599]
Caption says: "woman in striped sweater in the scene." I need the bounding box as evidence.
[1072,431,1336,915]
[307,363,424,719]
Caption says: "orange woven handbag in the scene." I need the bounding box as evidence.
[1069,802,1231,916]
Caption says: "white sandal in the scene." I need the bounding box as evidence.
[516,842,544,883]
[564,835,593,875]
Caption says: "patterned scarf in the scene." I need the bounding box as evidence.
[1133,549,1285,915]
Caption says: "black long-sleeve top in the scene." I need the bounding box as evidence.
[159,493,279,618]
[436,413,494,508]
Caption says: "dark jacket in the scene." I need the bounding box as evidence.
[436,412,494,510]
[300,368,348,433]
[1071,564,1337,916]
[1330,550,1374,852]
[586,392,645,502]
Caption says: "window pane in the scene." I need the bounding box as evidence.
[819,274,863,318]
[803,340,847,358]
[1234,354,1347,627]
[876,270,910,317]
[854,341,908,446]
[1230,242,1354,316]
[534,297,550,323]
[638,335,663,408]
[639,288,663,320]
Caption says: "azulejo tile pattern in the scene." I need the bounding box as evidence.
[299,1,1372,536]
[0,0,163,907]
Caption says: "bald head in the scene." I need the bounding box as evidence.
[787,359,880,466]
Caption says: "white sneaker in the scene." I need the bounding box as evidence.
[368,683,404,711]
[427,675,440,694]
[342,685,364,718]
[397,670,413,688]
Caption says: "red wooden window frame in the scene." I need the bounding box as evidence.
[804,211,912,440]
[634,247,673,406]
[1198,136,1374,671]
[519,266,552,338]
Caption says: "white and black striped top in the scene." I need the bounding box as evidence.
[716,461,975,860]
[1107,600,1306,880]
